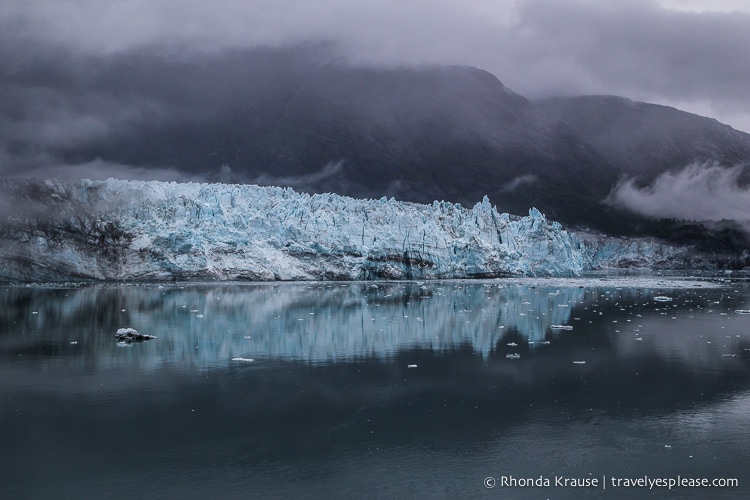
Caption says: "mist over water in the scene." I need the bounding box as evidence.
[2,279,750,498]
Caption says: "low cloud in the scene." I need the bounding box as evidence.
[500,174,537,192]
[607,162,750,221]
[251,160,344,190]
[2,0,750,133]
[5,155,194,183]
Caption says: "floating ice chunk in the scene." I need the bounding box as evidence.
[115,327,156,342]
[232,357,255,362]
[735,310,750,315]
[507,342,518,346]
[551,325,573,330]
[572,360,586,364]
[407,364,418,368]
[654,296,673,302]
[506,353,520,359]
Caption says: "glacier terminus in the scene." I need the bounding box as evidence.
[0,179,723,282]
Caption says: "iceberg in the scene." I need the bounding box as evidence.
[0,179,590,281]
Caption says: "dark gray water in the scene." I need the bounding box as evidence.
[2,278,750,498]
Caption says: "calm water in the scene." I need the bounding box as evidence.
[2,277,750,499]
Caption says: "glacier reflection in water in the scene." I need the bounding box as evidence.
[1,281,587,369]
[3,278,750,499]
[1,278,747,372]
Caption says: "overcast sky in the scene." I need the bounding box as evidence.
[2,0,749,133]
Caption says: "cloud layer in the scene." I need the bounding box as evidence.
[2,0,750,223]
[608,163,750,221]
[2,0,749,131]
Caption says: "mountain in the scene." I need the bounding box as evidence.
[537,95,750,182]
[4,45,750,245]
[27,47,618,227]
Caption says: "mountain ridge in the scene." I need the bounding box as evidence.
[537,94,750,182]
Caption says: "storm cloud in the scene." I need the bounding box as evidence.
[2,0,749,130]
[1,0,750,190]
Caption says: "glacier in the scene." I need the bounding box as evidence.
[0,178,719,282]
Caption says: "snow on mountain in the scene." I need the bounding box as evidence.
[0,179,594,281]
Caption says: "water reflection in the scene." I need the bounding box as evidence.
[1,280,749,373]
[2,279,750,498]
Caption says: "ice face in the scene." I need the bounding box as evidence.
[0,179,589,281]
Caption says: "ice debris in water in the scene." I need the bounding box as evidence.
[572,360,586,364]
[654,296,673,302]
[735,310,750,315]
[115,327,156,343]
[506,353,521,360]
[407,364,418,368]
[231,357,255,362]
[551,325,573,330]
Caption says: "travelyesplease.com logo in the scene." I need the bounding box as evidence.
[483,474,738,491]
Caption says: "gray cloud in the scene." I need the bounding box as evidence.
[607,163,750,221]
[0,145,194,182]
[1,0,750,186]
[2,0,748,132]
[507,1,750,127]
[251,161,344,191]
[500,174,537,192]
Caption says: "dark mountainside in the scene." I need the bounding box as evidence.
[537,95,750,183]
[4,46,615,226]
[3,45,750,256]
[537,95,750,252]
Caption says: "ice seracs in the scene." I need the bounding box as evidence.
[0,178,735,282]
[0,179,587,281]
